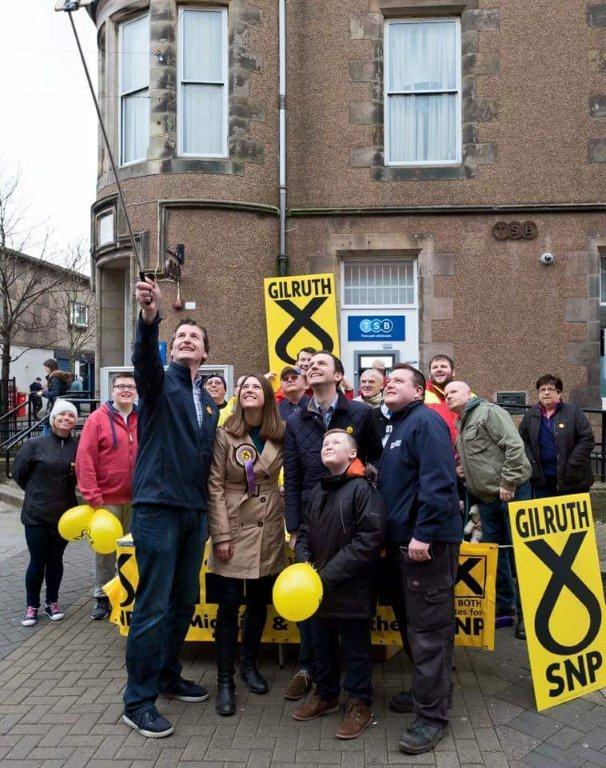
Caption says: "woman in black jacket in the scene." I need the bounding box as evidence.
[13,400,79,626]
[519,374,595,498]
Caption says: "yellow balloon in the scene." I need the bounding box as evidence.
[273,563,323,622]
[89,508,124,555]
[58,504,95,541]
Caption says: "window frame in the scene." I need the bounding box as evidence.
[340,260,418,310]
[383,16,462,168]
[96,209,116,249]
[70,302,89,329]
[118,12,150,167]
[177,6,229,159]
[600,256,606,306]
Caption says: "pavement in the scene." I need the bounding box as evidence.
[0,501,604,768]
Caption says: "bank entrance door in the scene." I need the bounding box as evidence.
[340,260,419,393]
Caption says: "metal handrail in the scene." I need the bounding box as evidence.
[2,418,46,452]
[0,399,27,423]
[1,398,101,478]
[501,402,606,483]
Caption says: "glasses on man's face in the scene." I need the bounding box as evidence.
[113,384,136,391]
[539,387,558,394]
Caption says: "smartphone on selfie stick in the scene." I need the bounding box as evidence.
[139,270,155,306]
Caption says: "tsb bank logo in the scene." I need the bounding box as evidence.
[360,318,394,334]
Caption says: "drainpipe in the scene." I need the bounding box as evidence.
[278,0,287,276]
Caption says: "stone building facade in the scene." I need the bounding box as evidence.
[5,253,96,394]
[89,0,606,405]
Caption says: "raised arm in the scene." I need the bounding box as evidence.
[132,277,164,401]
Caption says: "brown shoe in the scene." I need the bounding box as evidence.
[284,669,313,701]
[292,692,340,721]
[335,700,373,740]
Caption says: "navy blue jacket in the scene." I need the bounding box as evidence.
[283,393,383,532]
[378,400,461,545]
[278,395,309,422]
[131,314,219,511]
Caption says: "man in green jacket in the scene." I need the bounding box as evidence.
[444,382,532,639]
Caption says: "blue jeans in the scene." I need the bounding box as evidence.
[478,482,531,613]
[123,506,207,717]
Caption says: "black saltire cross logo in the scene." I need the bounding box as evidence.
[274,298,334,364]
[525,531,601,655]
[118,553,136,608]
[455,557,484,596]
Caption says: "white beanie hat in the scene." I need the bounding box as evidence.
[49,399,78,427]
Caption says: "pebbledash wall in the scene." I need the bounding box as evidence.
[89,0,606,406]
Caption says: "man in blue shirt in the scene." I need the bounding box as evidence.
[122,277,219,738]
[378,364,461,756]
[277,366,308,421]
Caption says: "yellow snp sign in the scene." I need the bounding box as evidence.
[454,542,497,650]
[106,540,496,650]
[509,493,606,710]
[263,274,339,374]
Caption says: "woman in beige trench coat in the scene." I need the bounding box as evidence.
[207,374,286,716]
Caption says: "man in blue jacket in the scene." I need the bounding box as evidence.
[378,364,461,756]
[122,277,219,738]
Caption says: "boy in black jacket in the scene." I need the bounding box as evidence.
[293,429,385,739]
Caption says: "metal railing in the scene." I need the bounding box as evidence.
[1,398,100,479]
[0,378,18,443]
[501,403,606,483]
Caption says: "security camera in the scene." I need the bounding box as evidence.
[540,252,555,266]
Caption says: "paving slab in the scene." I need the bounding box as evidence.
[0,503,603,767]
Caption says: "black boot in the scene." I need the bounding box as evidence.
[240,654,268,695]
[215,604,238,716]
[240,607,268,695]
[216,672,236,716]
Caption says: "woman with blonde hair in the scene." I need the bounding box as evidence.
[208,374,285,716]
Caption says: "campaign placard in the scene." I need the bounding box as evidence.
[107,540,497,650]
[454,542,497,650]
[509,493,606,710]
[263,274,339,375]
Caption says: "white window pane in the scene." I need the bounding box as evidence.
[343,262,415,306]
[98,212,114,246]
[122,90,149,163]
[182,10,223,82]
[388,93,457,163]
[183,84,224,155]
[388,21,457,92]
[121,15,149,93]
